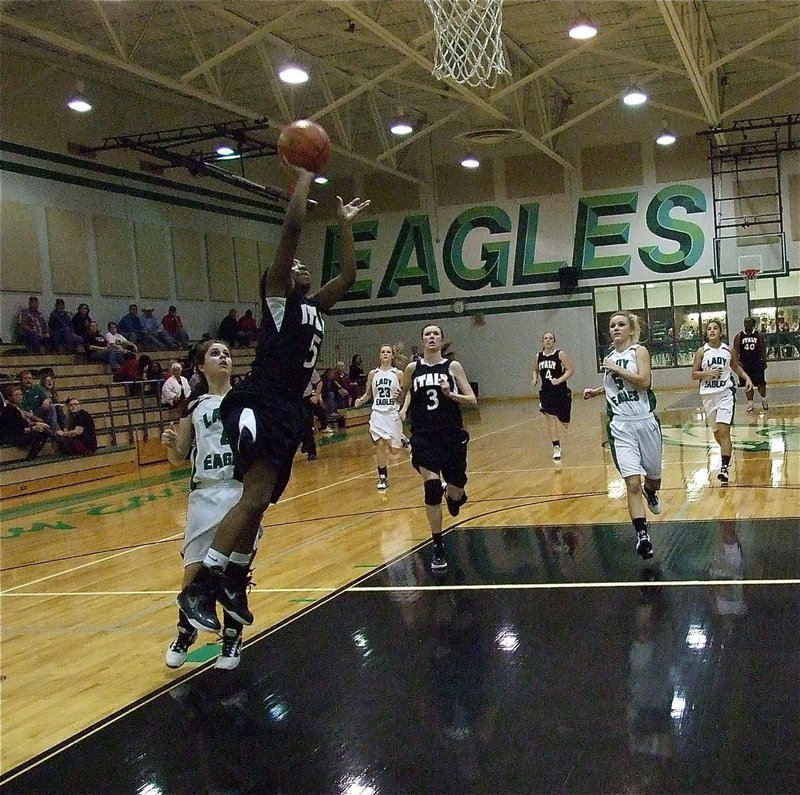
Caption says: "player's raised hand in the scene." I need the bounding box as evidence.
[337,195,371,223]
[161,424,178,449]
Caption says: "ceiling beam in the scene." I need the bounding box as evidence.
[92,0,127,62]
[176,4,221,97]
[705,16,800,73]
[720,71,800,121]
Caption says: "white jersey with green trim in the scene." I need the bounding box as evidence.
[698,343,736,395]
[190,393,234,488]
[603,344,656,420]
[371,367,401,413]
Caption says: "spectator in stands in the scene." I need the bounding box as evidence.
[71,303,93,339]
[120,303,167,351]
[332,360,359,407]
[0,386,51,459]
[104,322,138,355]
[349,354,365,383]
[218,309,240,348]
[147,360,165,396]
[320,368,338,416]
[48,299,82,353]
[17,296,50,353]
[84,320,123,371]
[38,371,65,430]
[162,305,190,349]
[161,361,191,408]
[113,353,142,394]
[410,345,422,362]
[19,369,57,430]
[55,397,97,457]
[237,309,258,347]
[140,307,171,350]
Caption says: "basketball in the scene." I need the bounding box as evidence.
[277,119,331,174]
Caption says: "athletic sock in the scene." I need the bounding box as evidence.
[721,455,731,467]
[633,517,648,534]
[203,548,230,570]
[229,551,251,567]
[552,440,560,447]
[378,466,388,478]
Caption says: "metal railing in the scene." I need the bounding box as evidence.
[104,379,176,446]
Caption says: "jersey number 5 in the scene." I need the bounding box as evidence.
[304,333,322,369]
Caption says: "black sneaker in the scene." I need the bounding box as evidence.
[165,626,198,669]
[431,548,448,573]
[445,491,468,517]
[218,567,254,626]
[718,464,729,484]
[176,567,221,632]
[636,528,654,560]
[215,628,243,671]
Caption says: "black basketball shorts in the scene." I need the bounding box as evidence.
[410,427,470,489]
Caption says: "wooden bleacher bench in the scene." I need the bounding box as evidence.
[337,406,371,428]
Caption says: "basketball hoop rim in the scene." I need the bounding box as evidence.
[740,268,760,280]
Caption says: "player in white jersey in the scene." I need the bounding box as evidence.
[354,344,407,490]
[692,320,752,484]
[161,340,258,670]
[584,311,662,560]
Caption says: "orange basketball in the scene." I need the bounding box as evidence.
[277,119,331,174]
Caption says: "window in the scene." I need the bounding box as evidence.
[750,271,800,361]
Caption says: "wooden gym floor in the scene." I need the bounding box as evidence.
[1,388,798,793]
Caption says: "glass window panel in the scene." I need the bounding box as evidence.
[750,275,774,301]
[672,280,698,305]
[776,271,800,298]
[594,286,619,312]
[775,301,799,359]
[751,307,777,360]
[645,281,671,308]
[620,283,645,309]
[699,278,724,304]
[595,311,616,365]
[646,307,676,368]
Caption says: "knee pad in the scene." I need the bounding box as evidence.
[423,479,444,506]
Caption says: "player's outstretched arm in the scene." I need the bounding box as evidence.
[314,195,371,311]
[262,161,313,300]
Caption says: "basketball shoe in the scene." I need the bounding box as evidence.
[643,487,661,515]
[746,401,754,412]
[636,528,654,560]
[718,464,730,484]
[445,491,468,517]
[431,548,448,573]
[215,627,243,671]
[552,444,562,460]
[177,566,222,632]
[377,475,388,490]
[165,626,198,669]
[218,564,254,626]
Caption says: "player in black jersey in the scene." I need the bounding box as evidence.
[531,331,574,460]
[178,162,370,632]
[398,324,477,573]
[733,317,768,412]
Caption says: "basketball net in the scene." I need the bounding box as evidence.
[425,0,510,88]
[741,268,760,294]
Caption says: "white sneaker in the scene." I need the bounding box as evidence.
[762,401,769,411]
[718,464,730,484]
[377,476,388,491]
[643,487,661,515]
[746,401,754,413]
[552,445,562,460]
[320,427,334,436]
[165,627,197,669]
[215,628,242,670]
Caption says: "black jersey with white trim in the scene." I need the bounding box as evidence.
[409,359,463,432]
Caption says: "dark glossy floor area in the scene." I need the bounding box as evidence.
[4,519,799,795]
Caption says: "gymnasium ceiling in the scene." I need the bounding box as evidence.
[1,0,798,186]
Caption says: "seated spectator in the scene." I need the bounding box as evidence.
[161,362,191,408]
[84,320,123,371]
[320,368,338,416]
[113,353,143,395]
[0,386,52,459]
[17,296,50,353]
[38,371,66,430]
[19,369,57,430]
[161,305,190,349]
[349,354,365,384]
[120,303,167,351]
[140,306,171,350]
[104,322,138,354]
[331,361,359,407]
[71,303,93,339]
[218,308,240,347]
[55,397,97,457]
[48,299,82,353]
[237,309,258,346]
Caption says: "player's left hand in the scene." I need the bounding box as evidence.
[337,196,371,223]
[439,375,452,398]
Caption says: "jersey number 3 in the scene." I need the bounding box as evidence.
[426,388,439,410]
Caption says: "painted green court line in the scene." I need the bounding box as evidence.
[0,467,191,523]
[288,598,317,603]
[185,642,222,663]
[353,564,380,568]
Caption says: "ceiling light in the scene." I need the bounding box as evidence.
[460,154,480,169]
[568,16,597,40]
[623,86,648,106]
[67,81,92,112]
[390,118,414,136]
[215,145,235,156]
[656,128,677,146]
[314,175,329,184]
[278,64,308,85]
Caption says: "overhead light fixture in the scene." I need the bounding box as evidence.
[215,145,235,156]
[568,16,597,40]
[460,153,480,169]
[278,63,309,85]
[67,81,92,113]
[622,85,648,106]
[390,118,414,136]
[314,175,329,184]
[656,121,677,146]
